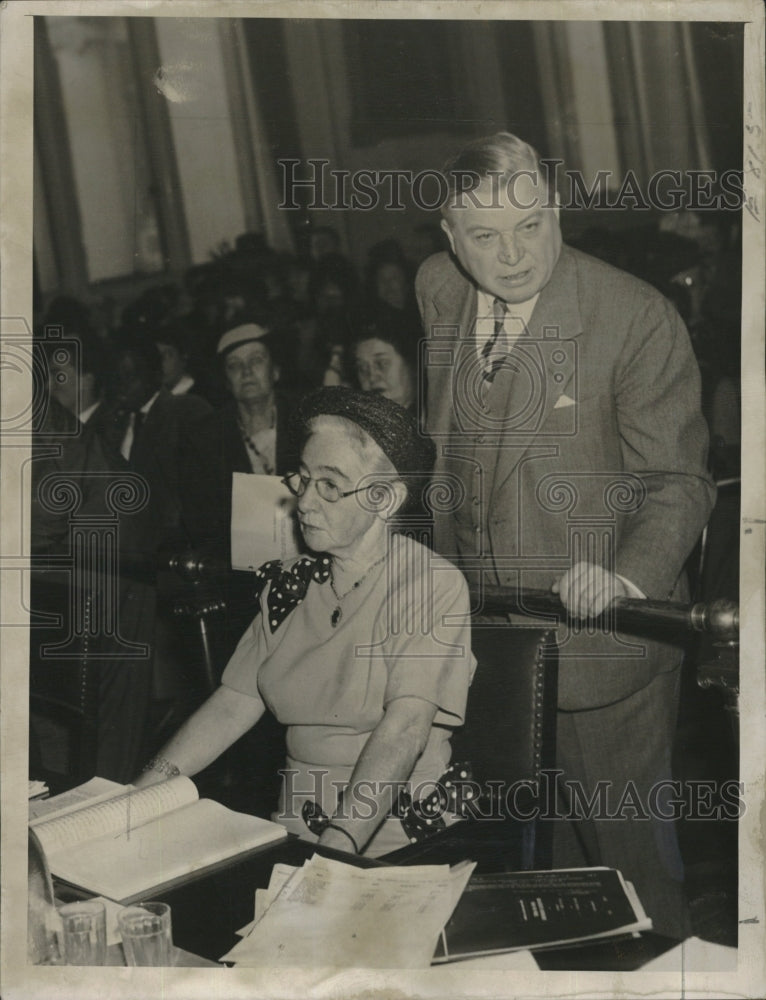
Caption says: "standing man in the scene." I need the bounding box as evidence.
[417,132,715,939]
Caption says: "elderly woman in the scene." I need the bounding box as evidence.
[137,388,475,857]
[179,316,299,564]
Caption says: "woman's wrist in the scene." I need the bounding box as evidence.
[141,754,181,779]
[323,822,360,854]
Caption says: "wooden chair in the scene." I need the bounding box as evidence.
[29,572,100,791]
[383,624,558,871]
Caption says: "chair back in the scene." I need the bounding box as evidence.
[452,625,558,794]
[29,572,100,789]
[384,624,558,871]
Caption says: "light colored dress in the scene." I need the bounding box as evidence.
[221,533,476,856]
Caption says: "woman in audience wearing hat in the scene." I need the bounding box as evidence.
[139,387,475,858]
[179,314,299,568]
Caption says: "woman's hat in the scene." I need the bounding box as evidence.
[216,322,273,358]
[293,386,435,478]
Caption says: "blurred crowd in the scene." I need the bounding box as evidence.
[29,211,741,790]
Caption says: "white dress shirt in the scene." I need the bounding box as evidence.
[475,289,539,361]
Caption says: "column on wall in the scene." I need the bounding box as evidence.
[217,19,295,254]
[152,18,247,266]
[534,20,714,190]
[33,18,91,298]
[281,17,353,257]
[531,21,621,186]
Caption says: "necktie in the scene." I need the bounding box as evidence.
[254,554,332,633]
[481,297,508,382]
[120,410,145,461]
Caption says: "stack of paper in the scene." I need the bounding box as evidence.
[28,780,49,800]
[221,855,475,968]
[230,473,300,570]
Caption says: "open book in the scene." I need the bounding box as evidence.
[29,776,287,903]
[432,867,652,963]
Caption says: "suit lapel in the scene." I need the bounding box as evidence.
[489,246,584,498]
[423,264,477,446]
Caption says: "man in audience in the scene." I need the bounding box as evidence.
[104,333,211,555]
[45,326,109,426]
[416,131,716,939]
[92,334,212,772]
[152,318,198,398]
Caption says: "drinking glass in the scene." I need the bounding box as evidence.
[117,901,173,966]
[59,900,107,966]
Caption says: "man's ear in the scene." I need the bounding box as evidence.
[273,365,281,384]
[440,217,456,255]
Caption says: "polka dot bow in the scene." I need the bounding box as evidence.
[255,555,332,633]
[301,761,477,846]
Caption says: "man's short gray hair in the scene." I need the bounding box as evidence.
[441,131,554,215]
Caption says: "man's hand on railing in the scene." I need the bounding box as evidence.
[551,562,632,620]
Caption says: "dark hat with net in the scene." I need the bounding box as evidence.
[292,386,435,481]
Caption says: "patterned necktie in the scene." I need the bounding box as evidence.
[254,554,332,633]
[481,297,508,382]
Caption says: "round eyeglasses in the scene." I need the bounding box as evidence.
[281,472,372,504]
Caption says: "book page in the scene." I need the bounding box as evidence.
[33,776,198,860]
[50,798,287,902]
[29,776,127,823]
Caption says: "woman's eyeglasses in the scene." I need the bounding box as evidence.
[281,472,371,504]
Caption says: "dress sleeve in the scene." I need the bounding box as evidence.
[220,600,269,698]
[381,554,476,726]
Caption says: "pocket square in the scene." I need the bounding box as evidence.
[553,394,576,409]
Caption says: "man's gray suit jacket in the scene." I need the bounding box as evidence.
[416,245,716,711]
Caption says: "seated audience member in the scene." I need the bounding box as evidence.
[152,318,201,398]
[101,333,212,555]
[137,388,475,858]
[180,317,299,565]
[297,256,359,387]
[351,313,420,413]
[92,335,213,764]
[29,395,147,783]
[365,239,419,327]
[44,326,110,426]
[309,224,342,262]
[31,395,112,554]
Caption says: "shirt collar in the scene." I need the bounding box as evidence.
[78,401,100,424]
[477,288,540,328]
[170,375,195,396]
[140,391,160,416]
